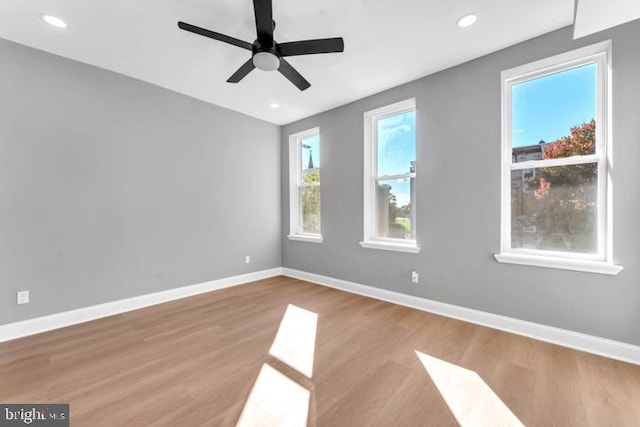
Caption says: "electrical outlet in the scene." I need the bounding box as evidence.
[245,255,251,264]
[410,270,419,284]
[17,290,30,305]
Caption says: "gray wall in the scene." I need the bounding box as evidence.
[0,38,281,324]
[282,22,640,345]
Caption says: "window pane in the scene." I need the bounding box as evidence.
[376,178,415,240]
[511,163,597,253]
[512,63,596,160]
[298,132,320,235]
[300,186,321,234]
[377,110,416,176]
[300,133,320,182]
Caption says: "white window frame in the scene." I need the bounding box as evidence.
[288,127,322,243]
[495,41,622,275]
[360,98,420,253]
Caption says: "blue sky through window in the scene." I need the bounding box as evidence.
[377,110,416,208]
[377,111,416,176]
[380,178,411,207]
[512,63,596,148]
[301,133,320,170]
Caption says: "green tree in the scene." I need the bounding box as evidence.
[399,203,411,218]
[376,183,408,238]
[302,169,321,233]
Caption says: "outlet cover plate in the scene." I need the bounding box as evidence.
[411,271,419,284]
[17,290,30,305]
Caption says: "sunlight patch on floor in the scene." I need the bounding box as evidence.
[415,351,525,427]
[268,304,318,378]
[236,363,310,427]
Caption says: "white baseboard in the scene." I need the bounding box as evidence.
[0,268,283,343]
[4,266,638,365]
[282,268,640,365]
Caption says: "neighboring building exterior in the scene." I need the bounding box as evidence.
[511,141,552,248]
[511,140,552,191]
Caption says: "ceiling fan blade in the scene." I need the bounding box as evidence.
[277,38,344,57]
[227,58,256,83]
[178,21,253,51]
[278,59,311,91]
[252,0,274,46]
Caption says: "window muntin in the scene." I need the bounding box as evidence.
[288,128,321,241]
[499,41,618,271]
[362,99,418,252]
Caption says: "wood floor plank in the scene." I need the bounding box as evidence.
[1,276,638,426]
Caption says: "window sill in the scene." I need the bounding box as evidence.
[360,241,420,253]
[494,253,623,275]
[287,234,323,244]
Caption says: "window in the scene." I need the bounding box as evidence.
[496,41,621,274]
[361,99,419,253]
[288,128,322,243]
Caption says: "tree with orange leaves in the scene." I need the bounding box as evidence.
[527,120,598,253]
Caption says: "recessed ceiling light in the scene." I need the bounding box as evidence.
[269,103,280,109]
[41,14,67,29]
[456,13,477,28]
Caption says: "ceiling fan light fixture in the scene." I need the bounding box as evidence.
[253,52,280,71]
[456,13,477,28]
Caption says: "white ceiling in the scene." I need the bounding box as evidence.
[574,0,640,38]
[0,0,575,125]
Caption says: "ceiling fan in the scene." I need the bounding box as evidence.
[178,0,344,91]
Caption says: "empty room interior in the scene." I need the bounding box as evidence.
[1,0,640,425]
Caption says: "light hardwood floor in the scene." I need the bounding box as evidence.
[1,276,639,426]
